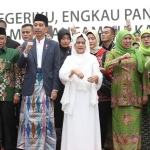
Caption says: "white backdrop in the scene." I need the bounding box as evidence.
[1,0,150,43]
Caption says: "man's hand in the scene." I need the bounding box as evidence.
[125,25,132,32]
[83,29,89,34]
[50,90,58,100]
[70,25,80,35]
[24,42,33,54]
[13,94,20,104]
[45,33,52,39]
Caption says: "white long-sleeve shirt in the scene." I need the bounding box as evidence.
[24,37,45,68]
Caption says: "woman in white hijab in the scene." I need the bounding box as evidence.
[59,33,102,150]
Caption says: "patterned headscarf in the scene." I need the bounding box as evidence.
[86,30,101,54]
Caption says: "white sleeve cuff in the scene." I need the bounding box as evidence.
[53,89,58,92]
[23,52,28,58]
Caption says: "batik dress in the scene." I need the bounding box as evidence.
[17,72,56,150]
[104,49,149,150]
[141,55,150,150]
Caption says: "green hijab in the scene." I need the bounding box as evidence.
[115,30,144,73]
[132,30,141,36]
[138,30,150,56]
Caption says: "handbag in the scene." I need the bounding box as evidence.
[100,50,112,97]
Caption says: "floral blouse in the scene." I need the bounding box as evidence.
[104,49,150,108]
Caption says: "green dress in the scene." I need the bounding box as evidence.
[138,29,150,150]
[140,55,150,150]
[144,56,150,114]
[104,49,149,150]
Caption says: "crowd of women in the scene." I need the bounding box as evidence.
[54,25,150,150]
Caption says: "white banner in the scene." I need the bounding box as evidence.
[1,0,150,43]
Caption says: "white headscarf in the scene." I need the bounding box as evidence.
[86,30,101,54]
[71,33,91,68]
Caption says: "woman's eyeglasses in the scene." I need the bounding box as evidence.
[141,35,150,40]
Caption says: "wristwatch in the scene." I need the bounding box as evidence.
[15,93,21,97]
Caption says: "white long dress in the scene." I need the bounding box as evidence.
[59,54,102,150]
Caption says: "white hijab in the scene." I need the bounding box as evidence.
[71,33,91,68]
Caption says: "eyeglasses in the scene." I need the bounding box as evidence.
[141,35,150,40]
